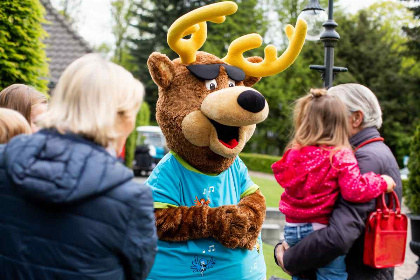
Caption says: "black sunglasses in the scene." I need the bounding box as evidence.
[186,64,245,82]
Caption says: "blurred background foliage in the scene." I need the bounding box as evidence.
[2,0,418,167]
[119,0,420,166]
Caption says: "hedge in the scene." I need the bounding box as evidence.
[0,0,49,92]
[405,122,420,214]
[125,102,151,168]
[239,153,281,174]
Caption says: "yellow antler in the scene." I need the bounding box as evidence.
[167,2,238,64]
[222,19,308,77]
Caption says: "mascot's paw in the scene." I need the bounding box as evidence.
[208,205,250,249]
[238,229,259,250]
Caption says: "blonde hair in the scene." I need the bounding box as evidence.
[287,88,351,150]
[39,53,144,147]
[0,108,31,144]
[0,84,47,124]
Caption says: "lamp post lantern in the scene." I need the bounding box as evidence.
[299,0,348,88]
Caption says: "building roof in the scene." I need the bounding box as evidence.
[40,0,92,89]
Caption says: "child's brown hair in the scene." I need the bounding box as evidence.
[0,108,31,144]
[287,88,351,150]
[0,84,47,124]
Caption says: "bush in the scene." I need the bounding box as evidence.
[240,153,281,174]
[0,1,49,92]
[405,123,420,214]
[125,102,150,168]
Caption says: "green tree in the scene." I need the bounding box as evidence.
[55,0,82,27]
[401,0,420,57]
[111,0,135,70]
[130,0,266,120]
[0,0,49,92]
[333,7,419,164]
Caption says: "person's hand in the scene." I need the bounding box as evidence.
[275,241,292,275]
[381,175,396,193]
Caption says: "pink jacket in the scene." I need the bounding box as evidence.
[271,146,387,224]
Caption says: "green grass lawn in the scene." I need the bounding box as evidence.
[251,176,284,208]
[263,243,291,280]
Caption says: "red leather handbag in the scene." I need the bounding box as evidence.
[363,191,408,268]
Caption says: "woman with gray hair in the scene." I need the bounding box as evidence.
[275,83,402,280]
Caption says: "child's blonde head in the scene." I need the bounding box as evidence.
[0,108,31,144]
[288,88,351,150]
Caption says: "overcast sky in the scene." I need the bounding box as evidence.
[49,0,399,48]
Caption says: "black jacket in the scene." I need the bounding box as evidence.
[0,130,157,280]
[282,127,403,280]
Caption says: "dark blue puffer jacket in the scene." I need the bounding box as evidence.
[0,130,157,280]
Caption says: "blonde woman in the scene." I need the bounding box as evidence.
[0,108,31,144]
[0,54,157,280]
[0,84,48,133]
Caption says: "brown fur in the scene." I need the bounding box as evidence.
[155,190,266,250]
[149,51,267,250]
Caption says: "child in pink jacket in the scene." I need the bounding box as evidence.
[271,89,395,280]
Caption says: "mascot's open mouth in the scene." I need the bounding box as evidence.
[209,119,239,149]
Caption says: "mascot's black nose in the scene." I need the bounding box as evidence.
[237,90,266,113]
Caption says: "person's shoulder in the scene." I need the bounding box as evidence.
[356,140,391,157]
[355,141,395,167]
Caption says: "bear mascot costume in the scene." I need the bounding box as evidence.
[145,2,307,279]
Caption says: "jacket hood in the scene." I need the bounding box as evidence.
[271,146,332,188]
[2,130,133,204]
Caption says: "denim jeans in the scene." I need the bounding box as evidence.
[284,224,348,280]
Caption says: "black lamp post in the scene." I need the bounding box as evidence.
[299,0,347,88]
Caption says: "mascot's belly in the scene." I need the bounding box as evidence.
[146,153,266,279]
[147,237,265,279]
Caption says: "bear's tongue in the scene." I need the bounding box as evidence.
[209,120,239,149]
[219,139,239,149]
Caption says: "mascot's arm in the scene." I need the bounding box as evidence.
[155,190,265,250]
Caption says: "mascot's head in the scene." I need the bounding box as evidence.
[148,1,307,174]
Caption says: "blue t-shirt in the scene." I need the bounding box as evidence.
[146,152,266,280]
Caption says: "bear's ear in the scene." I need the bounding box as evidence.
[147,52,175,89]
[242,56,263,87]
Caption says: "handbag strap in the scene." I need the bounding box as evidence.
[354,137,384,153]
[376,191,401,215]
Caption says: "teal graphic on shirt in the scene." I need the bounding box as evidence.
[146,152,266,280]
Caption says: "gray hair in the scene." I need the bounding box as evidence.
[328,83,383,129]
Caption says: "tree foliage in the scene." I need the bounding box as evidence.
[111,0,135,66]
[126,0,418,167]
[57,0,81,25]
[0,0,49,92]
[333,6,419,164]
[247,1,420,165]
